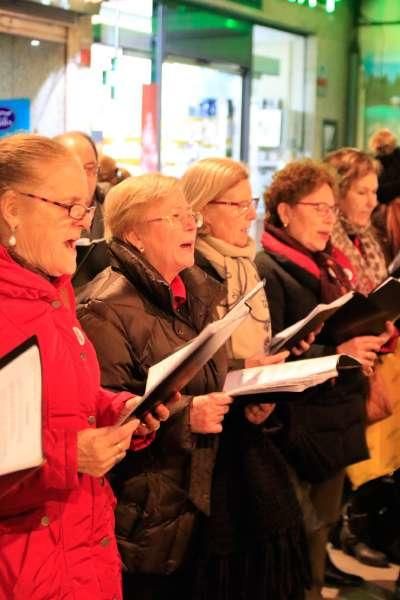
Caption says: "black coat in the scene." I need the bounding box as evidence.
[77,239,227,575]
[255,249,369,484]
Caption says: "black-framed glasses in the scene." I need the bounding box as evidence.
[209,197,259,214]
[143,211,204,229]
[14,190,96,221]
[296,202,339,217]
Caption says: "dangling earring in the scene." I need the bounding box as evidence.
[8,229,17,247]
[137,244,144,253]
[282,221,289,229]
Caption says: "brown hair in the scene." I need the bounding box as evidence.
[265,159,338,227]
[181,157,249,212]
[368,128,397,156]
[104,172,184,241]
[324,147,380,197]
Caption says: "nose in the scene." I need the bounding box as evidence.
[75,209,95,232]
[247,206,257,221]
[368,192,377,208]
[182,213,197,230]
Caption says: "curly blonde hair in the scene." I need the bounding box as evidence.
[265,159,338,227]
[324,147,380,197]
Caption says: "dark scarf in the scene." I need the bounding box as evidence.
[262,224,351,303]
[194,408,309,600]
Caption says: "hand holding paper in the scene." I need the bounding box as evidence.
[224,354,362,397]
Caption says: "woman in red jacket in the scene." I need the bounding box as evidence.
[0,134,164,600]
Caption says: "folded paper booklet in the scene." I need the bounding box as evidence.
[270,277,400,353]
[323,276,400,344]
[0,337,44,492]
[223,354,362,396]
[269,291,354,354]
[118,280,266,423]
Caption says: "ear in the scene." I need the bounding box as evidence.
[201,205,214,234]
[124,228,145,253]
[276,202,291,228]
[0,190,21,231]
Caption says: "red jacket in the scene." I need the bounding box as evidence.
[0,246,146,600]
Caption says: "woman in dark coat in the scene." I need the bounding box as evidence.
[181,157,311,600]
[77,173,233,600]
[255,159,392,599]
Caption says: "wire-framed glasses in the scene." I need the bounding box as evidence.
[209,197,259,214]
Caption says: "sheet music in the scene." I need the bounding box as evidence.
[224,354,361,396]
[0,341,43,475]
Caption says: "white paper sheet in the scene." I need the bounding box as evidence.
[0,341,43,475]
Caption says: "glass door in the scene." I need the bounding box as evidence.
[159,1,252,176]
[161,60,242,176]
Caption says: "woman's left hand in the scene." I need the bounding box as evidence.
[245,402,276,425]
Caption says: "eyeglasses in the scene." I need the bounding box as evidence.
[296,202,339,217]
[209,197,259,214]
[14,190,96,221]
[143,211,204,229]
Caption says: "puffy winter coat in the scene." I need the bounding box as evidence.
[0,245,146,600]
[77,239,227,575]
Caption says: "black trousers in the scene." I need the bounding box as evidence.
[122,567,194,600]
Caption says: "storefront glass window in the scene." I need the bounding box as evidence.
[0,32,66,136]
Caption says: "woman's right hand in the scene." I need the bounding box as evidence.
[189,392,233,434]
[77,419,140,477]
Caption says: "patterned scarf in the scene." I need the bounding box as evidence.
[331,216,387,294]
[196,235,271,359]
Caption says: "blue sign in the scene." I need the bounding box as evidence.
[0,98,30,137]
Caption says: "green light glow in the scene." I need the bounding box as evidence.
[225,18,239,28]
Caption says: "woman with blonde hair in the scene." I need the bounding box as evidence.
[181,157,310,600]
[77,172,233,600]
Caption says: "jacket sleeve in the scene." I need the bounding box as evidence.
[0,428,79,516]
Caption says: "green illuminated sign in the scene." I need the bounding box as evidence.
[287,0,340,12]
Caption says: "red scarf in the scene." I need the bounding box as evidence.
[261,226,352,303]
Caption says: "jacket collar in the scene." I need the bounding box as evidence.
[108,239,224,325]
[0,244,69,303]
